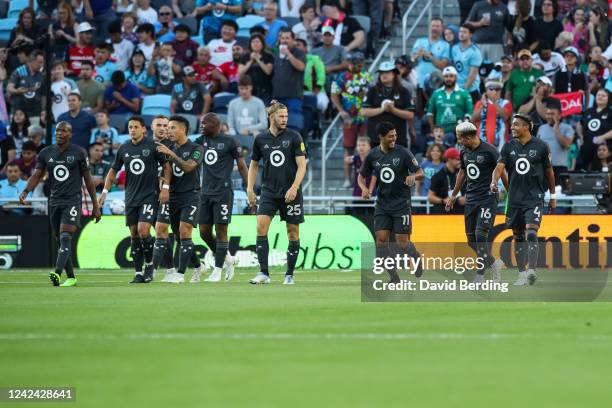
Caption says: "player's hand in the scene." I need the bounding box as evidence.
[159,188,169,204]
[98,190,107,206]
[155,142,173,156]
[361,189,371,200]
[445,195,457,212]
[548,198,557,212]
[247,189,257,208]
[404,175,416,187]
[490,181,499,194]
[18,191,28,205]
[92,206,102,223]
[285,186,298,203]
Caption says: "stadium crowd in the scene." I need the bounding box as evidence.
[0,0,610,215]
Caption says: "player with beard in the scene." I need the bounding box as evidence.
[447,122,507,282]
[358,121,424,282]
[20,122,101,287]
[99,116,171,283]
[491,114,556,286]
[247,101,307,285]
[193,113,249,282]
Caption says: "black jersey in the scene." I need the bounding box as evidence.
[460,141,499,205]
[112,137,165,207]
[35,144,89,206]
[196,134,241,196]
[251,129,306,198]
[361,145,421,212]
[499,137,551,208]
[169,139,205,198]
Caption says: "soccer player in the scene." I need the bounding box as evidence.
[99,116,171,283]
[447,121,506,283]
[19,122,101,287]
[194,113,248,283]
[358,121,424,282]
[491,113,556,286]
[247,101,307,285]
[155,115,205,283]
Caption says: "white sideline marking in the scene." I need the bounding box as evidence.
[0,332,611,342]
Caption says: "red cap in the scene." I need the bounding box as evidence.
[444,147,460,160]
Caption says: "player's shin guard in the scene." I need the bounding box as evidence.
[286,240,300,276]
[215,241,229,269]
[131,238,144,273]
[405,241,423,277]
[178,239,194,274]
[152,238,167,270]
[190,251,201,268]
[256,236,269,276]
[376,243,399,282]
[164,238,174,268]
[513,233,527,271]
[55,232,73,276]
[526,229,539,270]
[475,228,494,275]
[142,236,154,264]
[466,233,478,254]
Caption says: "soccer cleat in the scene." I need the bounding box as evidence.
[249,272,271,284]
[526,269,537,286]
[166,273,185,283]
[143,264,155,283]
[161,268,176,283]
[472,273,485,284]
[190,264,206,283]
[283,275,294,285]
[205,268,222,282]
[49,272,60,287]
[130,274,145,284]
[513,271,529,286]
[490,259,505,282]
[60,278,77,287]
[413,259,423,278]
[224,255,236,281]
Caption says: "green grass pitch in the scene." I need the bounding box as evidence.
[1,268,612,407]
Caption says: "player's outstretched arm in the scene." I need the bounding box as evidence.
[83,171,102,223]
[236,157,249,188]
[491,162,505,193]
[246,160,259,207]
[19,169,44,204]
[99,167,117,206]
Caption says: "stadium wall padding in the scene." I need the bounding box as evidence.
[0,215,53,268]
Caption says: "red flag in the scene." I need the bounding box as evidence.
[551,92,583,117]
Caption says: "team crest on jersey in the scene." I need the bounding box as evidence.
[142,149,150,157]
[392,158,400,166]
[529,150,536,158]
[282,140,290,148]
[477,155,484,163]
[66,155,74,163]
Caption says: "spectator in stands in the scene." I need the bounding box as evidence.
[7,50,45,122]
[125,49,155,95]
[320,0,365,53]
[537,104,574,184]
[428,147,464,214]
[104,71,142,115]
[107,20,134,72]
[148,43,182,94]
[563,7,589,55]
[272,29,306,114]
[395,56,417,106]
[415,143,445,197]
[578,88,612,169]
[219,42,245,94]
[169,25,199,66]
[26,125,45,153]
[532,41,565,80]
[66,22,96,77]
[0,162,27,213]
[135,0,159,25]
[116,1,135,14]
[451,24,483,101]
[8,110,30,156]
[313,26,349,81]
[426,66,473,145]
[589,143,611,172]
[465,0,509,63]
[362,61,414,147]
[8,8,40,49]
[411,18,449,114]
[51,61,79,121]
[58,93,97,149]
[91,111,120,160]
[472,78,512,148]
[351,0,382,54]
[154,5,177,42]
[121,13,139,44]
[506,0,537,53]
[88,142,112,192]
[172,0,197,17]
[458,0,478,23]
[295,38,328,112]
[588,6,609,51]
[83,0,116,40]
[14,141,37,179]
[208,20,238,67]
[346,135,373,199]
[517,76,555,135]
[258,1,289,47]
[227,75,267,136]
[0,131,16,176]
[94,42,116,84]
[77,61,105,113]
[535,0,563,51]
[505,49,543,110]
[238,34,274,104]
[443,25,459,50]
[193,46,227,96]
[171,65,212,117]
[498,54,513,85]
[292,4,322,49]
[554,47,587,97]
[136,23,157,63]
[195,0,243,44]
[280,0,304,17]
[330,51,372,187]
[49,2,79,60]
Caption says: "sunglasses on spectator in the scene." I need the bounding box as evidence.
[160,12,171,16]
[487,87,501,91]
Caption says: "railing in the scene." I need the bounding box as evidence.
[320,40,391,194]
[401,0,440,56]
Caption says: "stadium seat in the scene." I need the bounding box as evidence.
[142,94,172,116]
[0,2,8,19]
[237,15,265,31]
[175,17,199,36]
[280,17,300,28]
[191,35,204,46]
[109,114,128,133]
[182,114,199,133]
[287,112,304,131]
[115,134,131,144]
[353,15,370,50]
[213,92,237,115]
[8,0,35,19]
[187,134,200,142]
[0,18,17,43]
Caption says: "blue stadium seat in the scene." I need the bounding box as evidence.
[8,0,36,19]
[0,18,17,43]
[280,17,300,28]
[142,94,172,116]
[303,94,317,111]
[175,17,199,37]
[213,92,237,115]
[182,114,199,134]
[353,15,370,51]
[116,134,131,144]
[287,112,304,131]
[188,134,200,142]
[191,35,204,46]
[237,15,265,31]
[109,114,128,133]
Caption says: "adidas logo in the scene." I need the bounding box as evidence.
[510,151,516,156]
[70,217,75,221]
[49,158,54,162]
[264,144,269,148]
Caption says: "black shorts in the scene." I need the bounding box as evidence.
[506,203,544,230]
[374,207,412,234]
[169,195,200,229]
[199,191,233,225]
[125,201,159,226]
[156,203,171,225]
[257,191,304,225]
[465,198,498,235]
[49,201,82,233]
